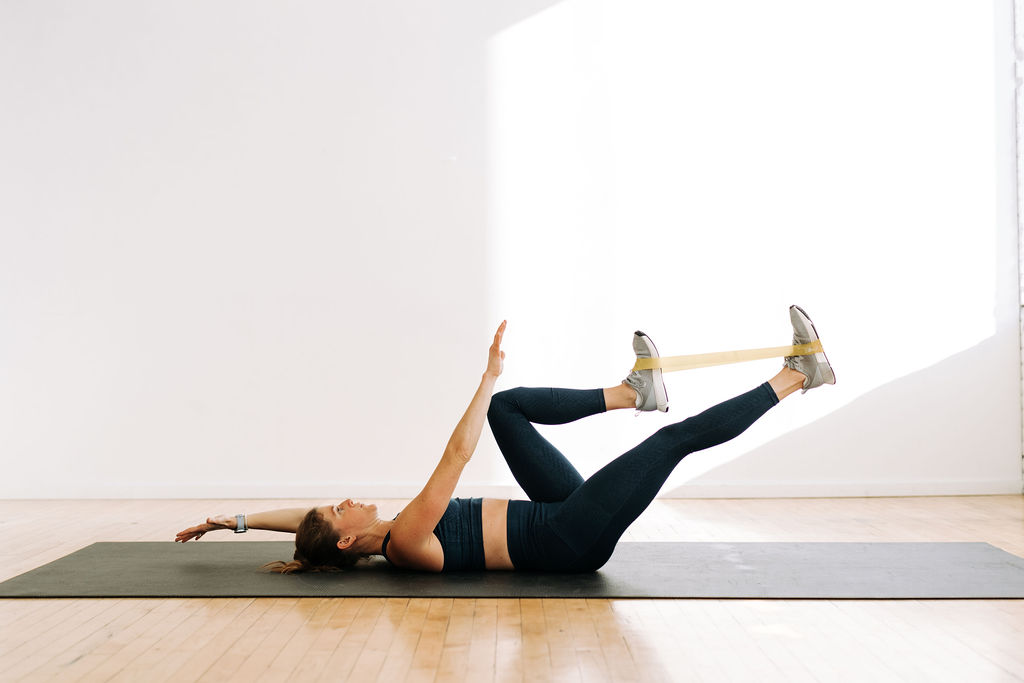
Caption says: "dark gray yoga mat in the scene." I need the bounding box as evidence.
[3,541,1024,599]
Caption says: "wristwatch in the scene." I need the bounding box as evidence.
[234,514,247,533]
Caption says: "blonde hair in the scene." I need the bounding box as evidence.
[262,507,366,574]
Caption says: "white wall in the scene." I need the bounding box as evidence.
[1,0,1019,499]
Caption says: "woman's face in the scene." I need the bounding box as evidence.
[319,499,379,538]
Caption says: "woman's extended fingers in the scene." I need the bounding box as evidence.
[487,321,507,377]
[175,521,219,542]
[174,513,239,542]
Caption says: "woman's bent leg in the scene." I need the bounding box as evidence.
[548,382,780,570]
[487,387,606,502]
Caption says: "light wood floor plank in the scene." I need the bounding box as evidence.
[193,598,295,682]
[0,599,87,655]
[38,598,183,683]
[344,597,409,681]
[284,597,362,682]
[406,598,455,681]
[538,599,573,681]
[256,597,332,682]
[105,598,240,683]
[227,598,323,683]
[610,599,671,683]
[314,598,387,683]
[432,598,472,681]
[564,599,607,683]
[653,599,719,682]
[76,599,208,683]
[145,598,264,683]
[519,598,553,681]
[590,599,639,681]
[0,600,127,679]
[4,599,139,681]
[464,598,499,682]
[374,597,430,682]
[493,598,523,683]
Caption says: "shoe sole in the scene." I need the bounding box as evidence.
[790,305,836,387]
[635,330,669,412]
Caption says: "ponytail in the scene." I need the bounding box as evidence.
[261,507,365,574]
[262,559,314,574]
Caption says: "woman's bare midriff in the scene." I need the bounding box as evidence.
[482,498,515,570]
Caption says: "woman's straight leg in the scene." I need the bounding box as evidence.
[548,381,781,569]
[487,387,606,502]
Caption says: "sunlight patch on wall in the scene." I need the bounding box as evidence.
[487,0,999,482]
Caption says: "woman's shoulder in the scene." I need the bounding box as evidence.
[381,528,445,572]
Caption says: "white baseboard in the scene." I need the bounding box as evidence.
[1,479,1020,500]
[666,479,1024,498]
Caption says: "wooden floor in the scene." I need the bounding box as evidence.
[1,495,1023,682]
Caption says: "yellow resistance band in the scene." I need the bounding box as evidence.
[632,340,824,373]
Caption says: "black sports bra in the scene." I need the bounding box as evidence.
[380,498,485,571]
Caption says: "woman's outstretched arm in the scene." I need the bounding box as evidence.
[174,507,310,542]
[389,321,506,560]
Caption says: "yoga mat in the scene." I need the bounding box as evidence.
[3,542,1024,599]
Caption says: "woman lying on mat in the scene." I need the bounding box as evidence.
[175,307,835,573]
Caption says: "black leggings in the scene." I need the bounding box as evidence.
[487,383,779,571]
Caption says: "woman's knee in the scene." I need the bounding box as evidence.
[487,387,524,424]
[652,420,700,454]
[493,387,527,401]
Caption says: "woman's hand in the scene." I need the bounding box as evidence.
[486,320,506,378]
[174,514,236,543]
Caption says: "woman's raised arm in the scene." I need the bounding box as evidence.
[390,321,506,555]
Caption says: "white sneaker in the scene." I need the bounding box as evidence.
[622,331,669,412]
[784,306,836,393]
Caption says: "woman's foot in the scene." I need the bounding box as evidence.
[784,305,836,393]
[622,331,669,412]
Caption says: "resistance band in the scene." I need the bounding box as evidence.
[632,340,824,373]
